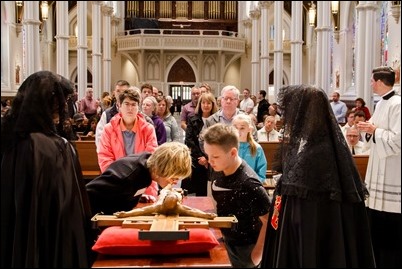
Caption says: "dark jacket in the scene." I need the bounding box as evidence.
[86,153,153,215]
[257,98,270,123]
[185,113,206,160]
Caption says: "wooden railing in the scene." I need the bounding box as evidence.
[259,142,370,187]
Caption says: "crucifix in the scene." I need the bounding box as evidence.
[91,185,238,240]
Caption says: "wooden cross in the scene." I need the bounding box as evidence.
[91,214,238,240]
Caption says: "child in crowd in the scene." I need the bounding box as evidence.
[232,114,267,182]
[202,123,270,268]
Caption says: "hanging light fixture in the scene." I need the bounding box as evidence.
[309,2,316,27]
[41,1,49,21]
[16,1,23,7]
[331,1,339,14]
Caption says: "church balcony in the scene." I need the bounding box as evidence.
[67,31,291,54]
[115,28,246,53]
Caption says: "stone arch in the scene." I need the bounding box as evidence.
[165,55,197,83]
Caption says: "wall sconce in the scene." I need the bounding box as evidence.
[331,1,339,14]
[15,1,23,36]
[308,2,316,27]
[15,1,23,23]
[390,1,401,24]
[14,1,50,35]
[331,1,340,43]
[41,1,49,21]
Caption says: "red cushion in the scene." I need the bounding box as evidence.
[92,226,219,256]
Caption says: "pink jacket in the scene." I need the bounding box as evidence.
[98,113,158,196]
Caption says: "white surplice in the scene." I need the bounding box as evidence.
[365,91,401,213]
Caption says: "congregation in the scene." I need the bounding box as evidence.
[1,66,400,268]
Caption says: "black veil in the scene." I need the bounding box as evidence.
[273,85,367,202]
[1,70,73,153]
[261,85,375,268]
[1,71,94,267]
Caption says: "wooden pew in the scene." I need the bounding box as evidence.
[259,141,281,176]
[259,142,281,190]
[72,140,101,181]
[353,155,369,182]
[260,142,369,186]
[79,135,95,141]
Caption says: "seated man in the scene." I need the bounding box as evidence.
[257,115,280,142]
[114,184,217,219]
[346,126,370,155]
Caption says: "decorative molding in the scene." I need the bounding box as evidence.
[249,10,261,20]
[258,1,273,9]
[242,19,252,28]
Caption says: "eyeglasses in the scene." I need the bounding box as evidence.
[222,97,238,102]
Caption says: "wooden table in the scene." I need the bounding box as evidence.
[92,196,231,268]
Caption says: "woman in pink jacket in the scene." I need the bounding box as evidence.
[97,89,158,199]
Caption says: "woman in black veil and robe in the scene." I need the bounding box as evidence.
[1,71,94,268]
[260,85,375,268]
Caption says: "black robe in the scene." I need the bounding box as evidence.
[1,133,93,268]
[261,85,376,268]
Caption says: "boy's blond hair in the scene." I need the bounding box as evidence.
[147,142,192,180]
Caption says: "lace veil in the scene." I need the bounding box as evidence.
[273,85,367,202]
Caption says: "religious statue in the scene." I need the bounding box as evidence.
[16,65,20,84]
[335,70,340,88]
[114,184,217,219]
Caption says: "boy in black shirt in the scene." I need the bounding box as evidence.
[202,123,270,268]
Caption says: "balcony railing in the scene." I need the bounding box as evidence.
[69,36,93,51]
[116,28,245,53]
[67,31,291,54]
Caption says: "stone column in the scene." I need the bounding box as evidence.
[249,9,261,94]
[273,1,283,97]
[77,1,88,98]
[102,3,113,92]
[92,1,102,98]
[56,1,69,78]
[315,1,331,94]
[259,1,272,93]
[290,1,303,84]
[23,1,41,77]
[355,1,379,112]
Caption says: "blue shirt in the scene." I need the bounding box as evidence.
[330,101,348,123]
[238,142,267,182]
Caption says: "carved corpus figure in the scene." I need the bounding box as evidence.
[114,184,217,219]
